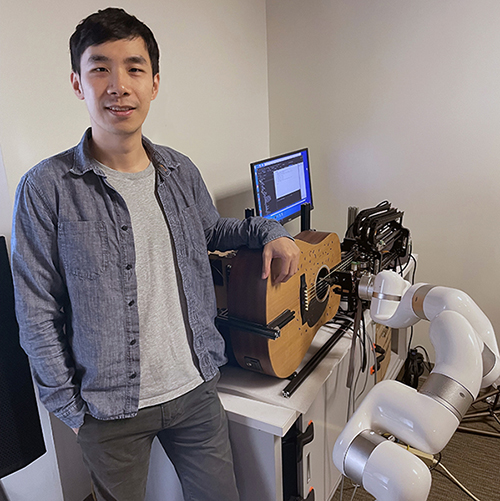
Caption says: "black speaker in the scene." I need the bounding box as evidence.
[0,236,46,478]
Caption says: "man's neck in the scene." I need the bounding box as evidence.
[90,130,150,173]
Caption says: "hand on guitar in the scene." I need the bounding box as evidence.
[261,237,300,284]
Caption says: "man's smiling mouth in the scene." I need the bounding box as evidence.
[107,106,135,111]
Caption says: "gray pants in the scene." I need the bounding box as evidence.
[77,376,240,501]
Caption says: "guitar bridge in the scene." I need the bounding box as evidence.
[300,274,309,316]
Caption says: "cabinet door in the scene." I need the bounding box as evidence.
[300,385,326,501]
[229,420,283,501]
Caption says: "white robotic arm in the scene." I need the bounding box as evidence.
[332,270,500,501]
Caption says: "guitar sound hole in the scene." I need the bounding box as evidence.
[315,266,330,302]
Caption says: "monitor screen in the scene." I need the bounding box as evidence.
[251,148,313,225]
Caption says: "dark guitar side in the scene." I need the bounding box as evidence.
[227,230,342,378]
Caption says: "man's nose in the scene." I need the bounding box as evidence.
[107,70,130,95]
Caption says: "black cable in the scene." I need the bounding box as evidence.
[344,200,391,239]
[398,242,414,277]
[355,321,375,406]
[359,310,367,372]
[409,253,417,284]
[429,452,442,471]
[377,200,390,207]
[413,345,433,373]
[353,314,368,401]
[401,347,425,388]
[407,325,414,353]
[344,220,356,240]
[350,311,364,415]
[405,251,417,353]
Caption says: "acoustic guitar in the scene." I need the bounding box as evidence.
[227,230,342,378]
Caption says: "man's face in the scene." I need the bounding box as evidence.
[71,37,159,142]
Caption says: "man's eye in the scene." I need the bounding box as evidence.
[92,67,107,73]
[129,67,143,73]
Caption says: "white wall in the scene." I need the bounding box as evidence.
[266,0,500,356]
[0,0,270,202]
[0,149,12,241]
[0,1,270,499]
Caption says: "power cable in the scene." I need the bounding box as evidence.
[433,461,483,501]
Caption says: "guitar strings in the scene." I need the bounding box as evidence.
[306,247,402,303]
[304,251,355,303]
[311,252,354,296]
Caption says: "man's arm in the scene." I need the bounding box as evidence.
[189,164,300,282]
[11,176,87,429]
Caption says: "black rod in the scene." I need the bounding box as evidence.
[300,203,311,232]
[282,320,352,398]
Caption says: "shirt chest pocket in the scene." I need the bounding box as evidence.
[58,221,109,280]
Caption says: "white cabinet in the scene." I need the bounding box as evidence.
[218,315,408,501]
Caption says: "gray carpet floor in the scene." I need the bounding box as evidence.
[331,384,500,501]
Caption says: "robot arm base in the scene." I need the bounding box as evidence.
[341,430,431,501]
[364,440,431,501]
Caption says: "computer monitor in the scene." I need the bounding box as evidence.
[250,148,313,225]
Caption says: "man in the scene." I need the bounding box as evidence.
[11,8,300,501]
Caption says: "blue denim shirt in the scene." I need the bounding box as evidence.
[11,129,290,428]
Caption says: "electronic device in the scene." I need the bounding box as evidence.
[250,148,313,225]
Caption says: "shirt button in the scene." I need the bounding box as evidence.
[121,225,128,231]
[126,264,132,270]
[130,339,137,346]
[128,300,135,307]
[129,373,137,379]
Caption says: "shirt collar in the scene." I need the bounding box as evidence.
[69,128,179,177]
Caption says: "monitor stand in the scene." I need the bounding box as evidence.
[300,202,311,232]
[245,203,312,231]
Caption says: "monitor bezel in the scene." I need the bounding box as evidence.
[250,148,313,225]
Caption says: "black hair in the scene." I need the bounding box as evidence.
[70,7,160,76]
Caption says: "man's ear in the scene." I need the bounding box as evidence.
[151,73,160,101]
[70,72,85,101]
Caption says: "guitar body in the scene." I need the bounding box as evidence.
[227,230,342,378]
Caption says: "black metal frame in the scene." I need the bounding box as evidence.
[458,388,500,438]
